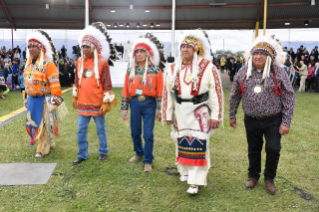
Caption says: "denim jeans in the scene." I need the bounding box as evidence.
[130,97,156,164]
[77,114,108,160]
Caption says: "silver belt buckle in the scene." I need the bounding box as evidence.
[137,95,146,102]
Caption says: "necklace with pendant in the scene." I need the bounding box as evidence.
[84,58,95,78]
[253,71,263,94]
[27,61,38,83]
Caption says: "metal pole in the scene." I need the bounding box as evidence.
[171,0,176,57]
[263,0,267,35]
[85,0,89,27]
[255,22,259,38]
[223,39,225,53]
[288,29,290,49]
[11,23,13,49]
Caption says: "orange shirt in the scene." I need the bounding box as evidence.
[75,55,112,116]
[24,56,62,97]
[121,66,163,113]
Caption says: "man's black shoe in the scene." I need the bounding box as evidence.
[98,154,108,161]
[73,157,86,165]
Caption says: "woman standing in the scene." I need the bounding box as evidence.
[14,49,20,66]
[305,64,314,92]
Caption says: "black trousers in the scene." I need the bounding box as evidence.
[230,74,234,82]
[244,113,282,180]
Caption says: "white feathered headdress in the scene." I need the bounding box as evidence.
[129,33,166,84]
[172,29,213,90]
[244,35,287,80]
[77,22,116,87]
[25,30,57,69]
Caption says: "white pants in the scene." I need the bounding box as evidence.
[299,76,307,92]
[178,165,208,186]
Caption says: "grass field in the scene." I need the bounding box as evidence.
[0,88,318,212]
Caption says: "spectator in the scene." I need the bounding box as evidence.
[13,45,21,54]
[300,55,308,66]
[220,56,226,72]
[118,43,124,58]
[313,46,318,61]
[0,49,5,60]
[0,82,6,99]
[2,46,6,53]
[3,54,11,64]
[296,49,302,61]
[14,49,20,66]
[20,60,26,75]
[314,62,319,93]
[4,63,10,83]
[298,45,304,54]
[167,52,175,63]
[288,48,295,62]
[226,54,232,72]
[63,62,70,86]
[229,59,237,82]
[309,56,316,67]
[61,45,67,58]
[20,68,25,93]
[65,57,70,65]
[23,47,26,60]
[57,51,62,59]
[296,60,308,92]
[11,61,19,89]
[305,64,314,92]
[304,49,310,61]
[235,54,242,71]
[293,57,300,67]
[7,49,13,61]
[0,60,4,77]
[70,59,76,85]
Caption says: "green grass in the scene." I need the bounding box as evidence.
[0,88,318,212]
[0,90,25,117]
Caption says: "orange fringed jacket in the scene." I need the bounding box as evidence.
[121,66,163,114]
[24,55,62,97]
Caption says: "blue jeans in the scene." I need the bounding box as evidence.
[130,97,156,164]
[77,114,108,160]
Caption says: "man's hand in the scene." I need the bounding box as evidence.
[100,103,111,115]
[230,119,237,129]
[156,113,161,122]
[166,121,173,125]
[279,125,289,135]
[210,119,220,129]
[122,113,128,121]
[72,97,77,109]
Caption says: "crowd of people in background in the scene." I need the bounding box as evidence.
[0,44,74,99]
[288,45,319,92]
[216,54,243,82]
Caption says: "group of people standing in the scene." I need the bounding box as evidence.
[21,23,295,196]
[288,45,319,92]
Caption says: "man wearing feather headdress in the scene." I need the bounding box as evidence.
[121,33,166,172]
[162,30,224,194]
[229,35,295,194]
[72,22,117,165]
[24,30,66,157]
